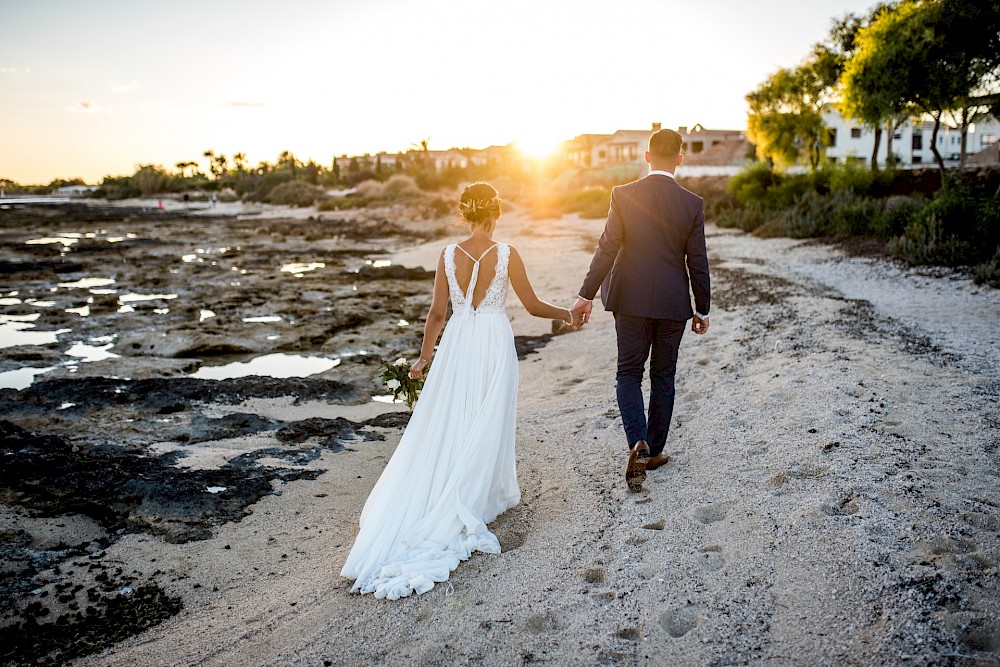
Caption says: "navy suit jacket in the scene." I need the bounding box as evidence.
[579,173,710,320]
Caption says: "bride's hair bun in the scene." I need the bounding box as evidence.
[458,182,502,228]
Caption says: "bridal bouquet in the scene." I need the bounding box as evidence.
[379,357,428,408]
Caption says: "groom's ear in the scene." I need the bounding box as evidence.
[676,153,684,167]
[644,150,652,165]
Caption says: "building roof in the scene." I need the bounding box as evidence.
[682,139,752,166]
[967,142,1000,165]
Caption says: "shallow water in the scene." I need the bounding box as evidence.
[190,353,340,380]
[58,277,115,289]
[0,365,55,390]
[280,262,324,277]
[0,320,71,350]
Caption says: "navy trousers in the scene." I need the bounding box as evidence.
[614,313,686,456]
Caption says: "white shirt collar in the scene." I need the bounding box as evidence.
[647,169,675,179]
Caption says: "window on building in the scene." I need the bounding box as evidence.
[912,135,923,150]
[912,155,922,164]
[893,132,902,140]
[850,128,862,138]
[827,128,837,146]
[981,134,996,147]
[598,150,606,159]
[691,141,704,153]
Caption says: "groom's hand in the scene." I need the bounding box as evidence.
[692,315,709,335]
[572,298,593,326]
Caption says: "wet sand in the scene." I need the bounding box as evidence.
[2,200,999,665]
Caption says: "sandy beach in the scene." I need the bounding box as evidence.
[2,200,998,666]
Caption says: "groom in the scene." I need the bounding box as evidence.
[573,128,710,493]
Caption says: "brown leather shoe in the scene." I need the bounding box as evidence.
[645,452,670,471]
[626,440,650,492]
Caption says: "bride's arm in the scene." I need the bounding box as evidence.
[409,250,449,379]
[508,246,575,325]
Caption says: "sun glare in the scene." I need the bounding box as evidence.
[514,135,563,160]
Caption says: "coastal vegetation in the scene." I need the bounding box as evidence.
[731,0,1000,286]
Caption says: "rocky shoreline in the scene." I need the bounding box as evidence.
[0,202,561,665]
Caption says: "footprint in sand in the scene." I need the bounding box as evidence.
[642,519,666,531]
[524,610,561,634]
[583,567,605,584]
[820,493,859,516]
[659,605,698,638]
[692,502,730,524]
[498,531,526,552]
[616,627,642,641]
[697,545,725,572]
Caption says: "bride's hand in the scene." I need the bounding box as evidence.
[408,358,428,380]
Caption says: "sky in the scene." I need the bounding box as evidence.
[0,0,878,184]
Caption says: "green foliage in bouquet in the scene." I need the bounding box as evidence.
[379,358,428,409]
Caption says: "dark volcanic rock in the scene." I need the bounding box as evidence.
[0,376,361,414]
[514,334,554,360]
[182,413,280,444]
[0,259,85,274]
[0,420,321,543]
[0,580,182,667]
[353,265,435,281]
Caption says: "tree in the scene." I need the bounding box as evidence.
[746,48,839,170]
[843,0,1000,180]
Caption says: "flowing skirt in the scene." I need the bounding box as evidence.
[340,311,520,599]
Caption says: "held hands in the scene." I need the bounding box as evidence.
[572,297,593,326]
[692,315,710,335]
[408,358,429,380]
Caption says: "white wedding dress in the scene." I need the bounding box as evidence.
[341,242,521,599]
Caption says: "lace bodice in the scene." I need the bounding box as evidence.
[444,242,510,315]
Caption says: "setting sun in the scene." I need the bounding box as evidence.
[513,135,563,161]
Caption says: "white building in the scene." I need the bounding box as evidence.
[823,106,1000,166]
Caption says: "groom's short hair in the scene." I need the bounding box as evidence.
[649,129,683,159]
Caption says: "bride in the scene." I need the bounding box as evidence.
[341,182,580,599]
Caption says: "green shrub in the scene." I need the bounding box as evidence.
[830,196,883,237]
[887,212,973,266]
[266,180,325,207]
[131,165,173,197]
[317,196,368,211]
[559,187,611,219]
[873,195,926,239]
[728,162,778,208]
[715,205,770,232]
[973,246,1000,289]
[780,190,835,238]
[890,178,1000,264]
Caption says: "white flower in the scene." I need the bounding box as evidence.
[393,358,407,366]
[386,379,401,390]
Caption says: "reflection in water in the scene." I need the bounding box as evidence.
[0,297,22,306]
[0,321,71,349]
[372,394,402,404]
[25,237,79,247]
[280,262,325,277]
[66,305,91,317]
[58,277,115,289]
[190,353,341,380]
[0,366,54,390]
[118,293,178,303]
[242,316,282,323]
[65,341,119,363]
[200,309,216,322]
[369,259,392,268]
